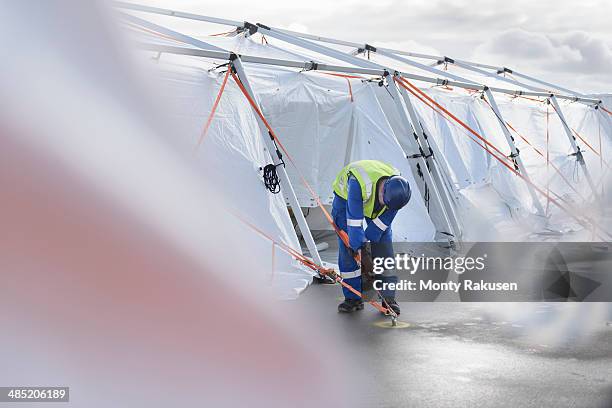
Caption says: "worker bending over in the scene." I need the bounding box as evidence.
[331,160,411,314]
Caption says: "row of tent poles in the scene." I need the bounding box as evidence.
[123,15,612,316]
[196,59,611,320]
[194,57,612,266]
[394,77,610,239]
[116,1,604,105]
[136,19,611,238]
[126,18,612,239]
[121,8,612,226]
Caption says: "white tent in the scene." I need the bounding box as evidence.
[151,61,315,299]
[116,3,612,298]
[247,66,436,241]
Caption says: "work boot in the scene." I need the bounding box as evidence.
[382,298,400,315]
[337,298,364,313]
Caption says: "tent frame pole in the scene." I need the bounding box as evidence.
[139,34,463,238]
[449,59,544,93]
[549,95,600,200]
[251,24,460,239]
[374,48,479,85]
[120,13,325,268]
[119,12,226,52]
[231,57,324,268]
[506,70,587,97]
[115,2,602,106]
[118,6,609,234]
[373,48,546,219]
[388,74,462,238]
[484,88,546,215]
[392,75,462,236]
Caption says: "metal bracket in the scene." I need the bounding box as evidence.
[242,21,258,35]
[569,149,586,165]
[304,61,319,71]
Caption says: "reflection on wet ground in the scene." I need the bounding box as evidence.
[291,283,612,408]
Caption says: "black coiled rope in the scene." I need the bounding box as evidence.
[263,163,282,194]
[262,130,285,194]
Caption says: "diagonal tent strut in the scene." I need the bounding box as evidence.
[247,23,462,240]
[116,2,608,237]
[367,48,547,217]
[549,95,601,201]
[119,13,326,269]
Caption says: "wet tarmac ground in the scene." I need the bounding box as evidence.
[291,282,612,408]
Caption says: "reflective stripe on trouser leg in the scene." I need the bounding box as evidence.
[340,268,361,279]
[347,218,363,227]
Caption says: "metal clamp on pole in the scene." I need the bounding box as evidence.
[508,149,520,170]
[569,148,586,165]
[304,61,318,71]
[497,67,513,75]
[549,94,599,200]
[241,21,258,35]
[255,22,271,30]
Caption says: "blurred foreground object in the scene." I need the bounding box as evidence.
[0,2,350,406]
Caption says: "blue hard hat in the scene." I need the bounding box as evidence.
[383,176,411,210]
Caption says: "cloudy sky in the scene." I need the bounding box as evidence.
[138,0,612,94]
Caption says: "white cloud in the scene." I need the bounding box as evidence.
[472,29,612,92]
[474,29,612,73]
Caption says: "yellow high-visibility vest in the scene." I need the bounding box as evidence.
[332,160,399,218]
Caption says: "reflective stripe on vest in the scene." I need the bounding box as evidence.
[350,163,373,201]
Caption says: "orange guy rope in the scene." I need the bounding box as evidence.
[232,211,390,314]
[601,105,612,116]
[227,70,400,315]
[482,99,587,201]
[395,77,609,239]
[196,68,231,148]
[396,77,513,164]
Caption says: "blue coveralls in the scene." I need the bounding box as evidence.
[331,176,398,300]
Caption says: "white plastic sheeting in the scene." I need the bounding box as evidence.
[246,65,437,242]
[153,62,314,299]
[131,26,609,243]
[129,30,437,241]
[402,86,611,239]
